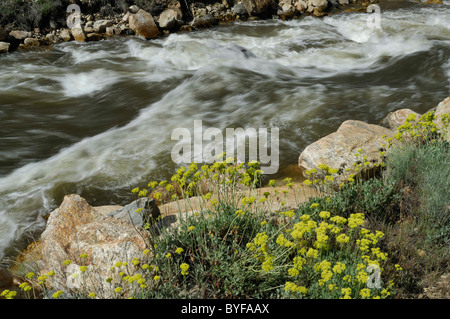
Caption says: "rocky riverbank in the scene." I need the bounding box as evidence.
[1,96,448,298]
[0,0,390,54]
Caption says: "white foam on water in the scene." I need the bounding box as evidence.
[58,69,120,97]
[1,4,450,260]
[58,43,112,64]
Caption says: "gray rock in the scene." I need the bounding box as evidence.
[192,14,219,28]
[108,198,161,227]
[231,3,248,15]
[158,8,182,30]
[93,19,113,33]
[129,5,140,14]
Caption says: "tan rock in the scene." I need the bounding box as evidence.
[307,0,328,15]
[9,30,32,40]
[0,42,9,54]
[129,9,160,39]
[380,108,420,131]
[298,120,393,177]
[24,37,40,47]
[71,26,86,42]
[106,26,122,36]
[40,194,151,298]
[434,97,450,141]
[60,29,72,42]
[158,8,182,30]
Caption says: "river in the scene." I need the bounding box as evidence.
[0,1,449,262]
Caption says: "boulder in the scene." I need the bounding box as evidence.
[231,3,248,15]
[60,29,72,42]
[298,120,393,176]
[0,42,9,54]
[307,0,329,15]
[9,30,32,40]
[241,0,275,16]
[105,26,122,36]
[129,5,140,13]
[158,8,182,30]
[93,20,114,33]
[44,33,60,43]
[24,38,40,47]
[129,9,160,39]
[40,194,151,298]
[434,97,450,141]
[71,26,86,42]
[86,33,105,41]
[106,198,161,227]
[122,11,131,23]
[192,14,219,28]
[380,108,420,131]
[294,0,308,12]
[279,0,295,13]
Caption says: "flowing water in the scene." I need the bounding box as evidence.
[0,1,449,262]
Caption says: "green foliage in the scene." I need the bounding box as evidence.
[385,139,450,246]
[141,203,287,298]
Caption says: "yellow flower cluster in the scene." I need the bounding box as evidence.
[348,213,365,229]
[285,282,308,295]
[249,208,395,299]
